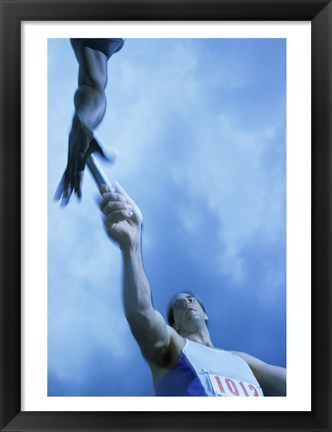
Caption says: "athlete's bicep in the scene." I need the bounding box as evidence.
[127,308,171,363]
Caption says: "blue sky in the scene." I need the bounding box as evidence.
[48,38,286,396]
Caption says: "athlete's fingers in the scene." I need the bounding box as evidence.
[113,181,135,206]
[54,174,65,202]
[100,182,132,206]
[100,192,128,212]
[100,184,115,194]
[74,170,84,199]
[103,209,134,227]
[100,182,143,226]
[101,200,133,216]
[60,173,73,207]
[99,183,129,209]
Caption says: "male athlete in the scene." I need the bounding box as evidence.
[55,38,124,206]
[99,182,287,397]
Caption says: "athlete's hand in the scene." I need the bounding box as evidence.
[100,182,143,250]
[54,114,108,206]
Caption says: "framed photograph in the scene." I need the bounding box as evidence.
[1,1,331,431]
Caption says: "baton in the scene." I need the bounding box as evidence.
[86,153,113,191]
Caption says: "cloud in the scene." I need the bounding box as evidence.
[169,98,285,283]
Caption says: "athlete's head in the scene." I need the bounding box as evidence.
[167,292,208,334]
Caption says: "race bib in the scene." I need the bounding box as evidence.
[209,373,263,397]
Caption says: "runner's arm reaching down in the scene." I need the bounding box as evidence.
[55,38,124,205]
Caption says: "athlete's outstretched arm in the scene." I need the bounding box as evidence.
[236,351,286,396]
[100,183,171,364]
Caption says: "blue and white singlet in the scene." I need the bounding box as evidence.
[156,339,264,397]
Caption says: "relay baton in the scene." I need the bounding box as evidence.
[87,153,113,191]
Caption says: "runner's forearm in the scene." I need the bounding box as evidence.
[122,242,154,321]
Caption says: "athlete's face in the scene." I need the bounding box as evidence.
[172,293,208,333]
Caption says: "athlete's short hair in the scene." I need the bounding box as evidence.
[167,291,206,327]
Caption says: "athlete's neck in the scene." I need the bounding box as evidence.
[182,327,214,347]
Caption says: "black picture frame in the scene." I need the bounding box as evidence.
[0,1,331,431]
